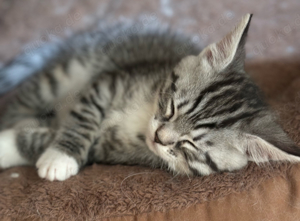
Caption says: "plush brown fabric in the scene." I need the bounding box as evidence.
[108,163,300,221]
[0,162,287,220]
[1,1,300,220]
[0,162,298,221]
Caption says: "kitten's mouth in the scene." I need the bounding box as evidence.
[145,133,159,155]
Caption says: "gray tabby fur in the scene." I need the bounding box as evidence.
[0,14,299,181]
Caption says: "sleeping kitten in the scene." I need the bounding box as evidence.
[0,14,299,181]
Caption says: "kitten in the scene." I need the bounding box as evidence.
[0,14,299,181]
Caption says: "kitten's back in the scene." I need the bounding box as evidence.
[0,21,201,96]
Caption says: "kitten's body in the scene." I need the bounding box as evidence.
[0,22,199,177]
[0,14,299,181]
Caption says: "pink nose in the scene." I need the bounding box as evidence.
[154,125,177,146]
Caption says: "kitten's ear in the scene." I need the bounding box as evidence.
[199,13,252,72]
[241,126,300,163]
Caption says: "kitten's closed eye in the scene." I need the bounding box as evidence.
[157,95,176,121]
[177,140,198,151]
[161,99,175,121]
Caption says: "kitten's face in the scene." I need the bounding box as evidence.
[146,13,300,176]
[146,69,249,176]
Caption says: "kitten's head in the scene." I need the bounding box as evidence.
[146,14,300,176]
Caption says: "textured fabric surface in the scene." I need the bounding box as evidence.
[0,162,296,220]
[1,0,300,220]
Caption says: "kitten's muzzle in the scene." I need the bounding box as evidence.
[154,124,175,146]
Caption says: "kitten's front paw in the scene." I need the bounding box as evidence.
[36,148,79,181]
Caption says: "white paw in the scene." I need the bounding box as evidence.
[0,129,29,168]
[36,148,79,181]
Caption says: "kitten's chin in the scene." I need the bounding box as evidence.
[146,116,161,155]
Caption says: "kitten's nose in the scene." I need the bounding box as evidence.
[154,125,177,146]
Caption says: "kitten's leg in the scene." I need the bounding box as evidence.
[36,85,108,181]
[0,127,55,168]
[0,127,79,181]
[0,58,93,131]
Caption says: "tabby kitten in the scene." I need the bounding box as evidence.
[0,14,299,181]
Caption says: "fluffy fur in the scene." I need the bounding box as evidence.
[0,14,299,181]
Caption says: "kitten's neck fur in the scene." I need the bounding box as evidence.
[88,65,173,169]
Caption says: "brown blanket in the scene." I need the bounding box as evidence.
[1,1,300,220]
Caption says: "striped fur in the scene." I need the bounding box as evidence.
[0,14,299,181]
